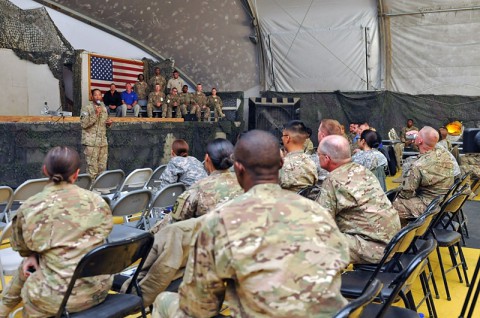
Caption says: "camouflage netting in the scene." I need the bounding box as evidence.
[263,91,480,146]
[0,0,74,107]
[0,121,242,188]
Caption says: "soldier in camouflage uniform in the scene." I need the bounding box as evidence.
[165,87,185,118]
[172,139,243,221]
[206,88,225,121]
[158,139,207,190]
[316,135,401,264]
[153,130,350,318]
[0,147,113,318]
[393,119,419,168]
[147,84,166,118]
[80,89,112,180]
[179,85,200,120]
[149,67,166,93]
[280,120,318,192]
[394,126,454,225]
[192,83,209,121]
[134,74,149,110]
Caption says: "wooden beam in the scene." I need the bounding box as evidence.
[0,116,184,123]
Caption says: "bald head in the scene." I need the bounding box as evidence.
[319,135,351,163]
[418,126,439,148]
[234,130,282,176]
[318,119,342,142]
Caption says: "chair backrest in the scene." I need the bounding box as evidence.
[385,187,401,203]
[440,177,462,205]
[374,239,437,318]
[150,183,186,210]
[333,279,383,318]
[75,174,92,190]
[145,165,167,190]
[119,168,153,192]
[90,169,125,194]
[0,186,13,217]
[371,166,387,192]
[414,196,442,238]
[10,178,49,214]
[469,177,480,198]
[0,222,12,244]
[454,171,472,194]
[110,189,152,218]
[432,191,470,231]
[54,231,154,318]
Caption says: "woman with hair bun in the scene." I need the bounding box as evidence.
[0,146,113,318]
[352,129,388,171]
[171,138,243,221]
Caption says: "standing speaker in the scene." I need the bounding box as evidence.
[248,97,300,137]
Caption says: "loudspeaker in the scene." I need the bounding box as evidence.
[248,97,300,138]
[463,128,480,153]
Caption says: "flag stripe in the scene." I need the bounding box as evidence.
[89,53,144,94]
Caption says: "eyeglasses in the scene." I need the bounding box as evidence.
[282,134,289,138]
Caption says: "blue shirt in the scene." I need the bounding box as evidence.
[121,90,138,105]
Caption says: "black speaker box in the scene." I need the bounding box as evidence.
[463,128,480,153]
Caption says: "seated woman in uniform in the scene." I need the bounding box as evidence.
[352,129,388,171]
[0,146,113,318]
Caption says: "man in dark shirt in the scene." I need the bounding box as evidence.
[103,83,122,116]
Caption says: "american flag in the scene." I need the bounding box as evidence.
[89,54,144,92]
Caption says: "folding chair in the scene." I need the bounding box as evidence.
[385,187,401,203]
[139,183,186,230]
[107,189,152,242]
[75,174,92,190]
[0,222,23,291]
[0,186,13,224]
[112,168,153,200]
[427,191,470,301]
[145,165,167,191]
[459,255,480,318]
[333,279,383,318]
[360,239,438,318]
[90,169,125,196]
[54,231,154,318]
[9,178,49,215]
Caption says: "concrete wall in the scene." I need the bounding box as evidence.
[0,48,60,116]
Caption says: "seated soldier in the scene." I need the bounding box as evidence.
[280,120,318,192]
[393,118,419,168]
[147,84,166,118]
[154,130,350,318]
[158,139,207,190]
[393,126,454,225]
[316,135,401,264]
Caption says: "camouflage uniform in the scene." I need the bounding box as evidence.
[303,138,314,155]
[165,94,185,118]
[179,92,200,119]
[279,150,318,192]
[460,153,480,179]
[206,95,225,120]
[0,182,113,317]
[166,78,184,93]
[149,75,167,93]
[393,125,419,166]
[121,217,204,307]
[352,149,388,171]
[394,146,454,222]
[192,91,209,121]
[80,101,109,180]
[153,183,350,318]
[158,156,207,190]
[134,80,149,108]
[147,91,166,118]
[317,162,401,264]
[172,170,243,222]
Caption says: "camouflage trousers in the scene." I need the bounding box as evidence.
[84,145,108,180]
[186,104,201,120]
[213,105,225,120]
[393,196,427,226]
[152,292,180,318]
[0,263,53,318]
[200,106,211,121]
[167,105,187,118]
[147,103,166,118]
[345,233,386,264]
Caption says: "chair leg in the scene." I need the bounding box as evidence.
[449,245,463,283]
[436,247,452,300]
[457,243,470,287]
[427,257,440,299]
[420,272,438,318]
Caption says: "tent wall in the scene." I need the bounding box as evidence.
[381,0,480,96]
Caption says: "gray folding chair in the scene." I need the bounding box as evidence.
[107,189,152,242]
[0,222,23,291]
[141,183,186,230]
[90,169,125,196]
[75,173,92,190]
[9,178,49,216]
[0,186,13,224]
[111,168,153,201]
[145,165,167,192]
